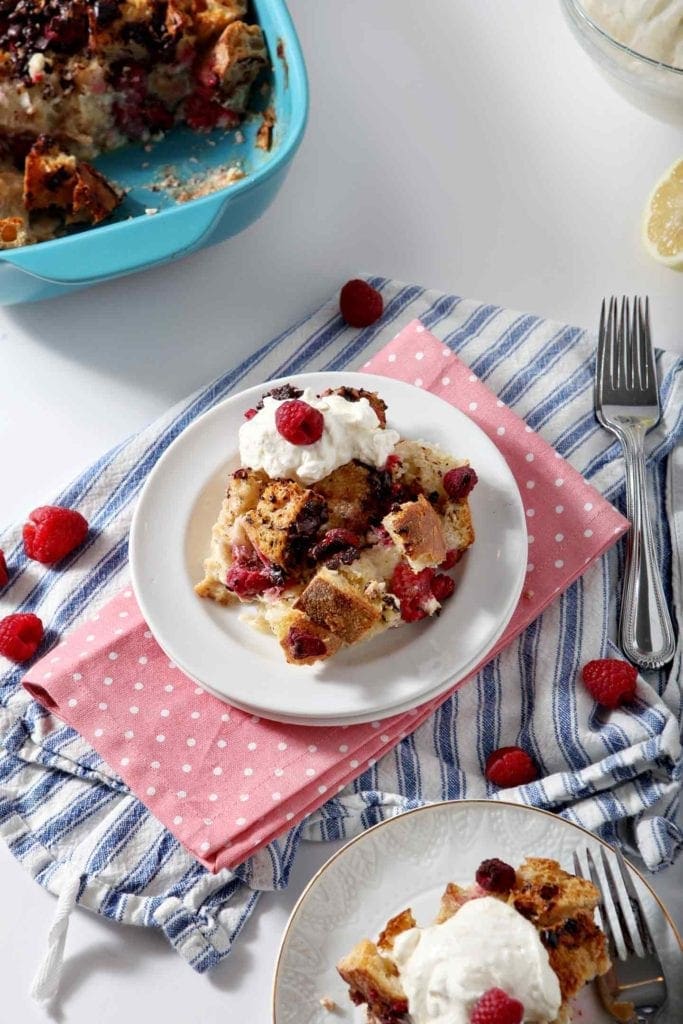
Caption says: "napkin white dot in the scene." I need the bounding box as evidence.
[146,787,156,797]
[134,682,143,690]
[164,684,174,693]
[200,842,210,852]
[182,764,191,773]
[555,505,564,514]
[441,377,450,385]
[528,535,534,544]
[584,502,593,511]
[239,794,249,802]
[108,652,118,660]
[318,785,327,794]
[415,351,424,360]
[308,744,317,753]
[527,563,535,573]
[120,757,129,766]
[526,509,535,518]
[350,760,359,769]
[86,635,95,642]
[525,452,534,462]
[94,728,103,737]
[173,816,183,825]
[584,529,593,538]
[468,401,477,411]
[217,740,227,749]
[213,767,223,776]
[248,742,257,751]
[235,817,246,826]
[124,730,134,739]
[416,325,425,334]
[274,768,283,777]
[138,657,147,665]
[160,709,169,717]
[156,734,165,743]
[277,742,287,751]
[339,744,348,753]
[380,734,389,743]
[119,612,128,619]
[177,790,186,799]
[186,738,196,747]
[555,478,564,487]
[526,481,535,489]
[286,812,294,821]
[191,711,200,720]
[67,698,77,707]
[150,761,160,769]
[555,560,564,569]
[414,378,423,387]
[221,713,230,722]
[98,702,107,710]
[209,794,218,802]
[72,673,82,681]
[305,768,316,777]
[388,353,396,363]
[555,533,564,543]
[129,706,139,715]
[496,426,505,436]
[272,792,281,801]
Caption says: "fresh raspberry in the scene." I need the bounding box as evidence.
[286,627,327,661]
[244,408,258,420]
[430,573,455,603]
[581,659,638,709]
[385,453,402,472]
[339,279,384,328]
[275,400,324,446]
[485,746,538,788]
[0,550,8,588]
[440,548,463,571]
[443,466,478,501]
[23,506,89,564]
[475,858,517,894]
[470,988,524,1024]
[0,613,44,662]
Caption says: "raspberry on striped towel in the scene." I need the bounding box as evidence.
[339,279,384,328]
[0,550,8,588]
[485,746,538,788]
[581,659,637,709]
[23,505,89,564]
[0,613,43,662]
[470,987,524,1024]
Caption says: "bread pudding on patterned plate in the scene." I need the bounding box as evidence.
[0,0,268,247]
[337,857,611,1024]
[195,383,477,666]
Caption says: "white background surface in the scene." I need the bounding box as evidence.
[0,1,681,1020]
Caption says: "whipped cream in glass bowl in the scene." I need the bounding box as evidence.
[238,387,400,485]
[561,0,683,125]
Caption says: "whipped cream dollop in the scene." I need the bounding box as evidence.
[238,388,399,485]
[580,0,683,68]
[391,897,562,1024]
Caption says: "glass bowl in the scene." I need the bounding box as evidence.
[560,0,683,125]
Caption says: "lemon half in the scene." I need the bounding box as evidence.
[642,158,683,271]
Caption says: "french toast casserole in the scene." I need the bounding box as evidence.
[0,0,268,247]
[195,383,478,666]
[337,857,611,1024]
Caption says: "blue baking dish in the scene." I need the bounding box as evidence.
[0,0,307,304]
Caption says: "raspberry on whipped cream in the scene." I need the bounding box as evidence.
[238,387,400,485]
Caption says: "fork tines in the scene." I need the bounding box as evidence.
[597,296,656,401]
[573,847,657,962]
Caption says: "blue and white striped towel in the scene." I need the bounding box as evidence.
[1,278,681,976]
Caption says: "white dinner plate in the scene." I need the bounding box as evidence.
[272,801,683,1023]
[130,372,527,725]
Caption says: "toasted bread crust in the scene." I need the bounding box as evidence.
[383,495,447,570]
[313,460,387,533]
[295,566,383,644]
[265,605,341,666]
[243,480,327,570]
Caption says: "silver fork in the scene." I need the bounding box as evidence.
[596,297,675,669]
[573,847,668,1023]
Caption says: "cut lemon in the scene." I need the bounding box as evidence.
[642,158,683,270]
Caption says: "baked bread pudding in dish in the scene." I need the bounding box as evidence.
[0,0,268,246]
[337,857,611,1024]
[195,384,477,666]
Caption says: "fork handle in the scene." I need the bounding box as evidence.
[619,426,676,670]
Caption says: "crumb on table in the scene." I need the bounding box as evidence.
[319,996,337,1012]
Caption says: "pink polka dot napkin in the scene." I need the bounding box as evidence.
[23,320,629,872]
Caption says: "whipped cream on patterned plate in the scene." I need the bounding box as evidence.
[391,896,562,1024]
[238,388,400,485]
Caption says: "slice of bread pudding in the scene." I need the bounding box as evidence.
[337,857,611,1024]
[195,384,477,666]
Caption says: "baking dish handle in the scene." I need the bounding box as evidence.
[0,199,222,285]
